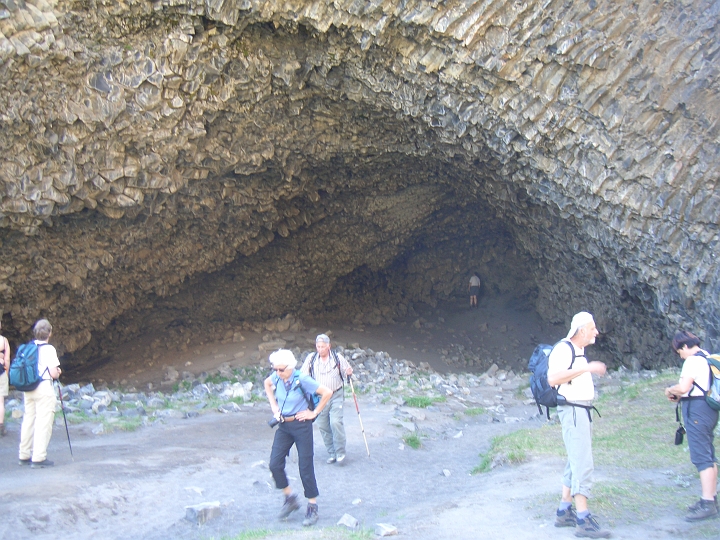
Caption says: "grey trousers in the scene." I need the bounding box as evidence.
[558,402,594,498]
[316,388,346,457]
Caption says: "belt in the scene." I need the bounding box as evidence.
[281,415,296,422]
[333,387,343,394]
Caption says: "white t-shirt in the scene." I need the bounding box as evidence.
[680,350,711,397]
[35,340,60,387]
[548,339,595,402]
[469,275,481,287]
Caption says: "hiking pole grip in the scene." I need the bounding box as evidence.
[349,377,370,457]
[55,381,74,460]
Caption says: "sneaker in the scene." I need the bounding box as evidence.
[278,493,300,519]
[302,503,319,527]
[326,456,336,464]
[336,454,346,463]
[685,499,719,521]
[30,459,54,469]
[688,496,719,512]
[575,514,610,538]
[18,458,31,466]
[555,506,577,527]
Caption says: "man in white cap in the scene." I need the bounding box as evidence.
[301,334,353,463]
[547,312,610,538]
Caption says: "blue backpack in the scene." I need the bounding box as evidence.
[694,352,720,411]
[9,342,48,391]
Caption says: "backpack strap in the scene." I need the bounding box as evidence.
[690,350,712,397]
[330,350,345,386]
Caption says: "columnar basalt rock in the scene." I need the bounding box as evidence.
[0,1,717,370]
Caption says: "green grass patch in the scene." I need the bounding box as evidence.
[464,407,486,416]
[473,372,692,472]
[403,433,422,449]
[403,395,446,408]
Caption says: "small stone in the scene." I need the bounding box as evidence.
[352,498,362,505]
[184,501,221,524]
[375,523,398,536]
[453,431,463,438]
[337,513,359,529]
[442,469,451,477]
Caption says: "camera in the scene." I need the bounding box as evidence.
[675,425,686,445]
[268,417,281,428]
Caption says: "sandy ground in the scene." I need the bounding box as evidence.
[0,295,713,539]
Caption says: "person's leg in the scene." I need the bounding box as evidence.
[269,424,295,490]
[315,403,335,458]
[19,391,37,460]
[685,401,718,500]
[559,406,594,511]
[31,387,57,463]
[0,371,8,435]
[699,464,718,500]
[329,390,346,458]
[294,422,319,499]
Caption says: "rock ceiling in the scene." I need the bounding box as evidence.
[0,0,718,370]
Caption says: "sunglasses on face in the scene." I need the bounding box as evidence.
[274,366,288,372]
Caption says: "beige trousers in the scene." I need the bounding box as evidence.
[19,381,57,462]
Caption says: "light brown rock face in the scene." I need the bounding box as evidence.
[0,0,717,370]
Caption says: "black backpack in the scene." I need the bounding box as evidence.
[528,341,579,419]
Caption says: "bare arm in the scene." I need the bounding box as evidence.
[665,376,694,401]
[264,376,281,418]
[548,361,606,386]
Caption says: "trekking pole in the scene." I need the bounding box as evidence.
[55,380,74,460]
[348,376,370,457]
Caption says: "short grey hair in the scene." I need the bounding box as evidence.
[33,319,52,340]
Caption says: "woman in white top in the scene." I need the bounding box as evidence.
[665,330,718,521]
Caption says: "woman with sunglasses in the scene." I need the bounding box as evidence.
[264,349,332,527]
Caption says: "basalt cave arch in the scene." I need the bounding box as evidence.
[0,0,717,376]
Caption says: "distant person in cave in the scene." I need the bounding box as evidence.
[468,273,481,308]
[665,330,718,521]
[301,334,353,465]
[18,319,62,468]
[0,320,10,437]
[547,311,610,538]
[264,349,332,527]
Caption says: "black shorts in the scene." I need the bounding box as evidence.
[682,397,719,472]
[469,286,480,296]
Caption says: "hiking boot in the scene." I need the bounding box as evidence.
[688,496,719,512]
[278,493,300,519]
[30,459,54,469]
[685,499,719,521]
[326,456,336,464]
[336,453,346,464]
[575,514,610,538]
[555,506,577,527]
[18,458,31,466]
[302,503,319,526]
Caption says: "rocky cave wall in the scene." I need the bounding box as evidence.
[0,0,718,373]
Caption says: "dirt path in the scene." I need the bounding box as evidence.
[0,380,708,540]
[0,296,712,539]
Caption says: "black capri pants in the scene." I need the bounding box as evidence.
[269,419,319,499]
